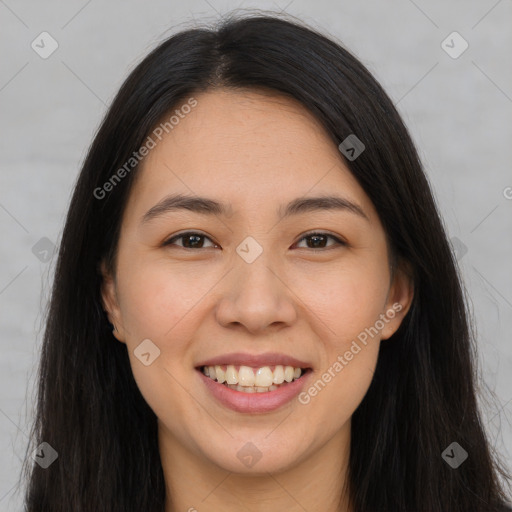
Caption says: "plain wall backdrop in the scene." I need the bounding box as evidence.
[1,0,511,509]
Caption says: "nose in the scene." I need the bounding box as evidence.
[215,250,298,335]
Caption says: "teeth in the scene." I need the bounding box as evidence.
[239,366,255,386]
[202,364,305,390]
[216,366,226,384]
[284,366,294,382]
[225,364,238,384]
[226,383,280,393]
[273,365,285,384]
[255,367,273,387]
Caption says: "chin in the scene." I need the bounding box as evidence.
[199,433,310,475]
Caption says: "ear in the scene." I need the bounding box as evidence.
[380,260,414,340]
[98,259,126,343]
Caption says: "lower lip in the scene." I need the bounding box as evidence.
[197,369,312,413]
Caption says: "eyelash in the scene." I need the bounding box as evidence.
[162,231,347,251]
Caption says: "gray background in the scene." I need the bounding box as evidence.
[1,0,511,508]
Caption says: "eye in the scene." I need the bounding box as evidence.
[162,231,346,251]
[293,232,346,250]
[163,231,219,249]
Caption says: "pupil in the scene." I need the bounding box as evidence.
[185,235,202,248]
[308,235,326,248]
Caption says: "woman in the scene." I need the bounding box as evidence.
[20,11,511,512]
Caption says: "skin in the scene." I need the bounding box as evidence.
[101,88,414,512]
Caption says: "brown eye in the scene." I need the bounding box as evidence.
[294,232,346,250]
[163,232,218,249]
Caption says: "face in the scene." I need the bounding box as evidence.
[101,89,413,476]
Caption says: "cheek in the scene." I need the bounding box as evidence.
[300,342,380,440]
[299,299,382,435]
[117,260,220,343]
[114,263,216,403]
[115,263,211,434]
[300,259,389,342]
[295,261,386,424]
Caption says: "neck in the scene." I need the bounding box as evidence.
[159,420,353,512]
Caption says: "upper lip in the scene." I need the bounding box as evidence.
[196,352,311,369]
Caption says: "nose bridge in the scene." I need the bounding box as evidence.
[233,237,282,304]
[238,245,277,289]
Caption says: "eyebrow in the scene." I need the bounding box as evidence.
[140,193,369,225]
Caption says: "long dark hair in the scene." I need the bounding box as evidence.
[19,10,510,512]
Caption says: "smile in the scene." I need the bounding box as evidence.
[196,358,313,413]
[201,364,306,393]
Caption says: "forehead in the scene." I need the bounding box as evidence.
[123,88,378,224]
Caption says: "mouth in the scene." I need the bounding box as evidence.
[197,364,312,393]
[195,352,313,413]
